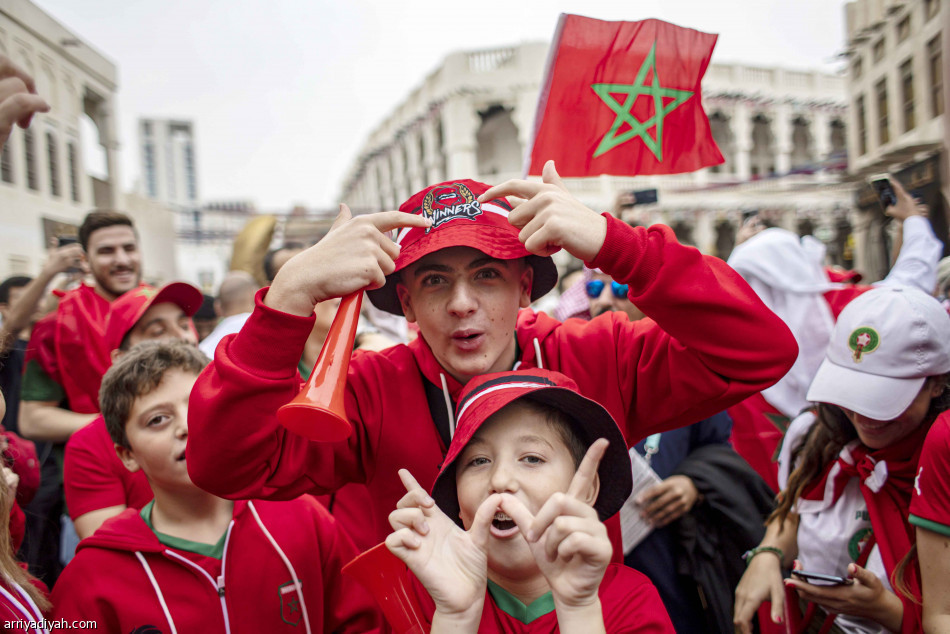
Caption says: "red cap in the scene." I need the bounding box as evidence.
[365,180,558,315]
[430,369,632,526]
[104,282,204,352]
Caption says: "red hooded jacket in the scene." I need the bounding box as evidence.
[51,496,381,633]
[187,218,798,551]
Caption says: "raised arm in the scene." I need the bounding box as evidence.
[186,207,431,499]
[487,162,797,438]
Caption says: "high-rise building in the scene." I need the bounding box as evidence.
[138,118,198,209]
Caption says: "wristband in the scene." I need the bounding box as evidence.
[741,546,783,566]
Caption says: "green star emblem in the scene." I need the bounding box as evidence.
[591,42,695,161]
[135,286,158,299]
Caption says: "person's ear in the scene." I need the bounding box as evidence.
[518,263,534,309]
[396,282,416,323]
[929,377,946,398]
[110,348,123,363]
[581,472,600,507]
[115,444,141,474]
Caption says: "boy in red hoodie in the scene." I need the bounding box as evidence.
[387,369,674,633]
[51,340,380,634]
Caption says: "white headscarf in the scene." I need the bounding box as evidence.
[727,228,838,418]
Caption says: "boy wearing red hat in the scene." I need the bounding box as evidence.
[187,163,798,552]
[64,281,203,539]
[388,369,673,632]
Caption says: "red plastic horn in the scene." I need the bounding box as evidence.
[277,291,361,442]
[342,543,429,634]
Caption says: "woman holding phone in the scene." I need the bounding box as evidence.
[734,286,950,634]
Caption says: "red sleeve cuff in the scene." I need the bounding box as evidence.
[227,287,316,379]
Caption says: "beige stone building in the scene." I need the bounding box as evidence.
[0,0,177,282]
[843,0,947,281]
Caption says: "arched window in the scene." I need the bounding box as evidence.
[23,128,38,191]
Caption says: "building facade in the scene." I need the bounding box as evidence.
[0,0,177,282]
[339,42,854,262]
[844,0,946,281]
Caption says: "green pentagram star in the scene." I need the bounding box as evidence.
[591,42,695,161]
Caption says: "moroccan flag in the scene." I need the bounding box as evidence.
[526,14,724,177]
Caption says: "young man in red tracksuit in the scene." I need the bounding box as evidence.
[52,341,380,634]
[186,162,798,554]
[388,369,675,633]
[64,282,204,539]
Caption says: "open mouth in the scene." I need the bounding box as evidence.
[452,330,484,350]
[176,449,186,462]
[490,512,519,538]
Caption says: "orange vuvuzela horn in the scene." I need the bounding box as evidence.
[343,543,430,634]
[277,291,362,442]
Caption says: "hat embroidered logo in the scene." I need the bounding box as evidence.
[421,183,482,233]
[848,326,880,363]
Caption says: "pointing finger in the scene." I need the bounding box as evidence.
[478,179,550,203]
[370,211,433,234]
[398,468,429,498]
[567,438,608,500]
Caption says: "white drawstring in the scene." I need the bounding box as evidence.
[248,501,312,634]
[0,578,49,633]
[532,338,544,369]
[136,552,178,634]
[440,373,456,439]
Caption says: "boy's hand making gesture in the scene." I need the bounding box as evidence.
[501,439,612,616]
[387,440,611,634]
[386,470,499,629]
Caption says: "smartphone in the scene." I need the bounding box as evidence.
[632,189,658,205]
[868,174,897,209]
[57,235,78,247]
[791,570,854,586]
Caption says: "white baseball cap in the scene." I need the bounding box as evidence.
[806,286,950,420]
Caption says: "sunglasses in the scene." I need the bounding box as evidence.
[586,279,629,299]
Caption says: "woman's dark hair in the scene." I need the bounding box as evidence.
[770,373,950,530]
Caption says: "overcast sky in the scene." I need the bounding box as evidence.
[33,0,850,211]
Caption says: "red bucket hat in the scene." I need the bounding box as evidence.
[430,369,632,526]
[104,282,204,352]
[365,179,558,315]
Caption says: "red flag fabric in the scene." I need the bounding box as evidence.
[527,14,724,177]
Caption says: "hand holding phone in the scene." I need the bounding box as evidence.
[868,174,897,209]
[791,569,854,586]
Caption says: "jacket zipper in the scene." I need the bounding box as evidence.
[162,520,235,634]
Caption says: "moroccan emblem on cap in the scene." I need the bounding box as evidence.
[848,326,880,363]
[421,183,482,233]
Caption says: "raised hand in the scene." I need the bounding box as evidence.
[386,469,498,620]
[500,439,612,609]
[265,204,431,317]
[478,161,607,262]
[0,55,50,153]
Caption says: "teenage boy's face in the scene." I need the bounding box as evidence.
[84,225,141,299]
[115,369,195,491]
[454,401,594,577]
[396,246,533,383]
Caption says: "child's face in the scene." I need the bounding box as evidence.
[115,369,196,491]
[455,401,588,577]
[396,246,533,383]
